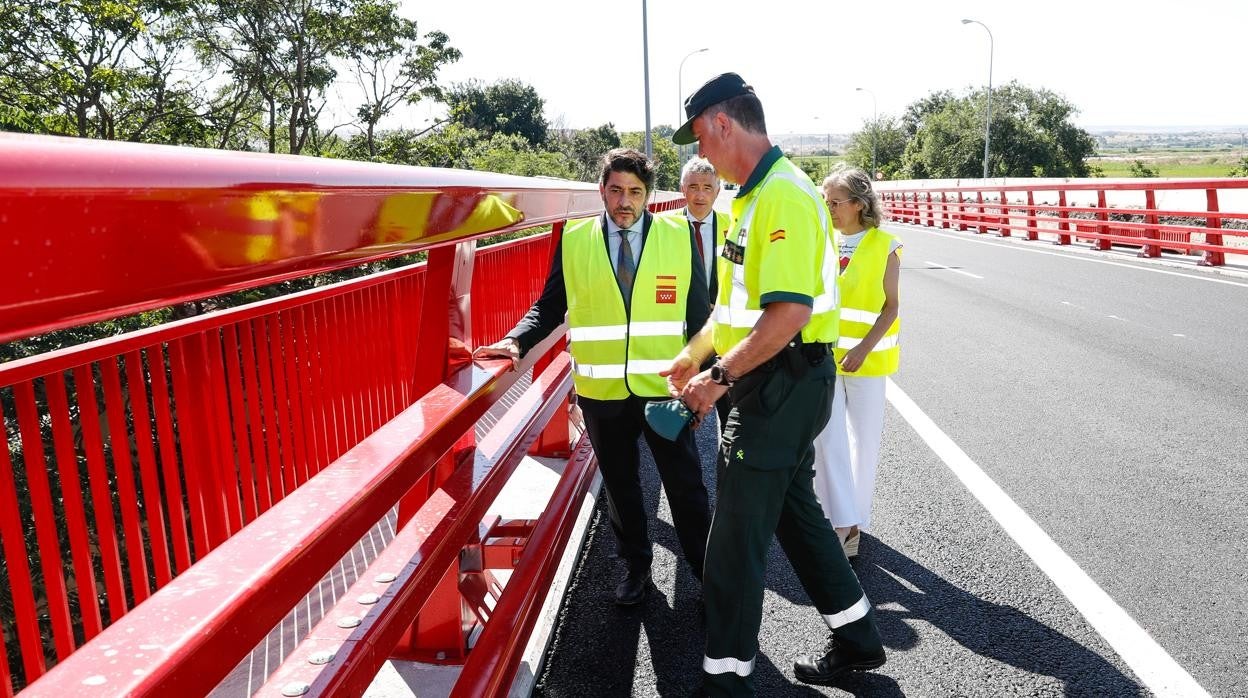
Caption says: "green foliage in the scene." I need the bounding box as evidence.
[1129,159,1159,177]
[898,81,1096,179]
[845,115,907,180]
[1228,157,1248,177]
[446,78,549,147]
[343,1,460,158]
[621,130,680,191]
[0,0,206,143]
[555,123,621,182]
[468,132,573,178]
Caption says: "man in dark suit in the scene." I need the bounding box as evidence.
[676,156,727,301]
[475,148,710,606]
[669,157,733,433]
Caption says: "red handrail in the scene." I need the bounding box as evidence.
[876,178,1248,266]
[1,133,686,696]
[0,133,608,344]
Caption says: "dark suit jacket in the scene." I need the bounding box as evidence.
[680,207,727,302]
[506,211,709,415]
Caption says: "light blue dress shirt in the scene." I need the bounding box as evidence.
[605,217,643,275]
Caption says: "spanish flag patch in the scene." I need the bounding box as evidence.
[769,229,786,242]
[655,275,677,304]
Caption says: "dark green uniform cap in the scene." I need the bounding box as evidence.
[672,72,755,145]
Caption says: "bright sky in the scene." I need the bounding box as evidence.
[374,0,1248,136]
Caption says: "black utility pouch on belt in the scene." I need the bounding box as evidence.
[781,333,830,378]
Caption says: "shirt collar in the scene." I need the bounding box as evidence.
[686,208,714,226]
[736,145,784,198]
[605,212,643,236]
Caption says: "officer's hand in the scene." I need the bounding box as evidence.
[839,345,869,373]
[659,351,699,397]
[680,370,729,423]
[473,338,521,371]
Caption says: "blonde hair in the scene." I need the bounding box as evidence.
[822,165,884,229]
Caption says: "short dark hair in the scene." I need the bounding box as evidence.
[599,148,655,192]
[715,93,767,135]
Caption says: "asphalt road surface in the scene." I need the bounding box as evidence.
[535,223,1247,697]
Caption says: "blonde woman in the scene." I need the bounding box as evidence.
[813,166,901,558]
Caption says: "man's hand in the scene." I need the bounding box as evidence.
[659,351,701,397]
[679,369,729,424]
[473,338,521,370]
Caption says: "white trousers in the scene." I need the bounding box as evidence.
[812,374,887,530]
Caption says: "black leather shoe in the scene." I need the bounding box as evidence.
[614,569,650,606]
[793,641,886,685]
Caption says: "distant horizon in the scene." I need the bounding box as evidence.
[769,125,1248,140]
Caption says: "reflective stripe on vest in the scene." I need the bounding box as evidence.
[835,227,900,376]
[562,215,692,399]
[713,167,839,349]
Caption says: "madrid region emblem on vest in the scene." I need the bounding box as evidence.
[655,275,677,304]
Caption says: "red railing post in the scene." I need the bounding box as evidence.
[940,192,950,229]
[1025,190,1038,240]
[1056,190,1072,245]
[957,191,968,231]
[998,189,1011,237]
[394,240,482,660]
[976,190,987,234]
[1093,190,1112,250]
[1141,189,1161,258]
[1200,188,1225,266]
[530,221,571,458]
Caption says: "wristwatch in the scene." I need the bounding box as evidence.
[710,360,735,387]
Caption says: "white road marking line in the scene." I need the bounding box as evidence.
[1173,334,1186,338]
[1107,314,1127,321]
[924,260,984,279]
[885,378,1210,698]
[906,226,1248,289]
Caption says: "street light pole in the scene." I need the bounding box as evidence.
[962,18,994,180]
[641,0,652,158]
[855,87,877,179]
[678,47,709,163]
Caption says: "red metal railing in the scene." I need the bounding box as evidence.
[0,133,681,696]
[876,178,1248,266]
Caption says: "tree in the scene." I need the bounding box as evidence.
[900,98,982,179]
[621,130,680,191]
[1129,159,1159,177]
[342,0,460,158]
[1227,158,1248,177]
[845,115,908,180]
[0,0,204,143]
[468,132,573,178]
[899,82,1096,179]
[446,78,548,147]
[556,123,621,182]
[192,0,427,155]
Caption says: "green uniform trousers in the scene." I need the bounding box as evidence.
[702,358,882,697]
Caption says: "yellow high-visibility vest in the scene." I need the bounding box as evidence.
[835,227,900,376]
[712,160,839,356]
[563,215,693,399]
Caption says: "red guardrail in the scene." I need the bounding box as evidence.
[875,178,1248,266]
[0,133,681,696]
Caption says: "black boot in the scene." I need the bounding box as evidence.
[793,639,886,685]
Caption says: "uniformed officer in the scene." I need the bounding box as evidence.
[476,148,710,607]
[665,73,886,695]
